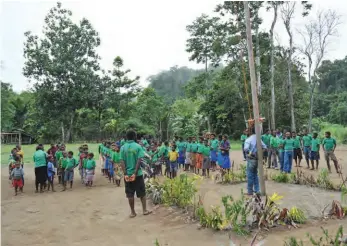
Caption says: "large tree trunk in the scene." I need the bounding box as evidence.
[285,28,296,132]
[61,122,65,143]
[270,4,278,130]
[255,28,261,96]
[308,83,315,133]
[205,57,212,132]
[65,111,75,143]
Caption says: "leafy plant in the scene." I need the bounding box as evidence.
[341,185,347,205]
[284,225,345,246]
[317,169,335,190]
[146,178,164,205]
[271,172,290,183]
[288,206,306,224]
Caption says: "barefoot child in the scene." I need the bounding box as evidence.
[196,137,204,175]
[168,145,179,179]
[85,153,96,187]
[47,156,56,192]
[11,157,24,196]
[62,151,78,191]
[310,133,320,170]
[202,140,211,177]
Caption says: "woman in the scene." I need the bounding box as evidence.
[33,144,48,193]
[219,135,231,170]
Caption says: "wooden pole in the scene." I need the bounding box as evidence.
[244,1,266,195]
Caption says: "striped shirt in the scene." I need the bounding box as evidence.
[11,168,24,180]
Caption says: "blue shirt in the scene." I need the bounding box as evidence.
[47,161,55,177]
[244,134,267,155]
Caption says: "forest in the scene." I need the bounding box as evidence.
[1,1,347,143]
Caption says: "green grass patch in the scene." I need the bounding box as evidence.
[1,143,101,166]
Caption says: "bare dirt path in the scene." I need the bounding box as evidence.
[2,148,347,246]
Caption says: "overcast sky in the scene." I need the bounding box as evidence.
[1,0,347,92]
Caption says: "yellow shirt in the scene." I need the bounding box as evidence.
[17,150,24,164]
[168,151,179,162]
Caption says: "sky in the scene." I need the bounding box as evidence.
[1,0,347,92]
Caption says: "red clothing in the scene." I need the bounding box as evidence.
[12,179,23,188]
[79,153,87,167]
[47,147,57,158]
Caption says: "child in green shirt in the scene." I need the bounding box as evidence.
[310,133,320,170]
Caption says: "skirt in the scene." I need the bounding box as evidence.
[178,150,185,164]
[202,156,211,169]
[196,153,203,169]
[35,166,47,185]
[210,150,218,162]
[219,154,231,169]
[86,169,94,182]
[185,152,191,165]
[217,152,223,166]
[191,153,197,167]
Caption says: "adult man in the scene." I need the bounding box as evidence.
[244,128,267,196]
[120,129,152,218]
[322,131,340,173]
[292,132,303,167]
[302,130,312,168]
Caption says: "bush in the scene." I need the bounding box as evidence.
[317,168,335,190]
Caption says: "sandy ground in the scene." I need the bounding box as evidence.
[2,148,347,246]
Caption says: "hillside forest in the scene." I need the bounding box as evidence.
[1,2,347,143]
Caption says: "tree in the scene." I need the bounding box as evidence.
[1,82,16,131]
[281,1,312,132]
[23,2,101,142]
[297,10,341,132]
[267,2,280,129]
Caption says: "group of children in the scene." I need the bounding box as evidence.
[240,129,340,174]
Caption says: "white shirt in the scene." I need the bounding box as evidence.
[244,134,267,153]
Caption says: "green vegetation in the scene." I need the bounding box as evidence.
[1,2,346,144]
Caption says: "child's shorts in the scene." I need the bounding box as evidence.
[12,178,23,188]
[310,151,320,161]
[170,161,178,172]
[64,170,74,182]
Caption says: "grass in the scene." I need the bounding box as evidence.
[1,140,242,166]
[1,143,101,166]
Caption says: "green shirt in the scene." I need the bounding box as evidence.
[293,136,301,149]
[186,142,192,152]
[270,136,279,148]
[278,138,285,153]
[210,139,219,151]
[241,134,247,143]
[197,143,204,153]
[261,134,271,147]
[141,139,149,147]
[311,138,320,152]
[302,135,312,147]
[83,158,88,168]
[33,150,47,168]
[120,140,144,176]
[202,145,210,157]
[120,139,125,146]
[322,137,336,151]
[191,142,198,153]
[177,141,186,152]
[283,138,295,151]
[65,157,77,170]
[55,151,62,161]
[86,159,96,170]
[111,151,121,163]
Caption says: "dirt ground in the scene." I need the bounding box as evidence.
[2,148,347,246]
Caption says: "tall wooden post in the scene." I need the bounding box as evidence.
[244,1,266,195]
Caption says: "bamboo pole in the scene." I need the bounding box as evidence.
[244,1,266,195]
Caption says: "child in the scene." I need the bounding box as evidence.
[79,148,88,184]
[62,151,78,191]
[202,140,211,177]
[58,151,67,185]
[196,137,204,175]
[108,144,116,184]
[168,145,179,178]
[85,153,96,187]
[209,134,219,171]
[56,146,65,184]
[11,157,24,196]
[176,137,186,169]
[8,154,16,180]
[185,137,192,171]
[111,145,122,186]
[283,132,295,173]
[310,133,320,170]
[47,155,56,192]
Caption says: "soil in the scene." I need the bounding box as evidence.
[2,148,347,246]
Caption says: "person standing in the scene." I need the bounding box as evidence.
[243,128,267,195]
[185,137,192,171]
[292,132,303,167]
[269,131,279,169]
[209,134,219,171]
[240,129,248,161]
[310,133,320,170]
[302,130,312,168]
[120,129,151,218]
[219,135,231,170]
[283,132,295,173]
[33,144,48,193]
[322,131,340,173]
[261,129,271,166]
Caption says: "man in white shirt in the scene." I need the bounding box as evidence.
[243,127,267,195]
